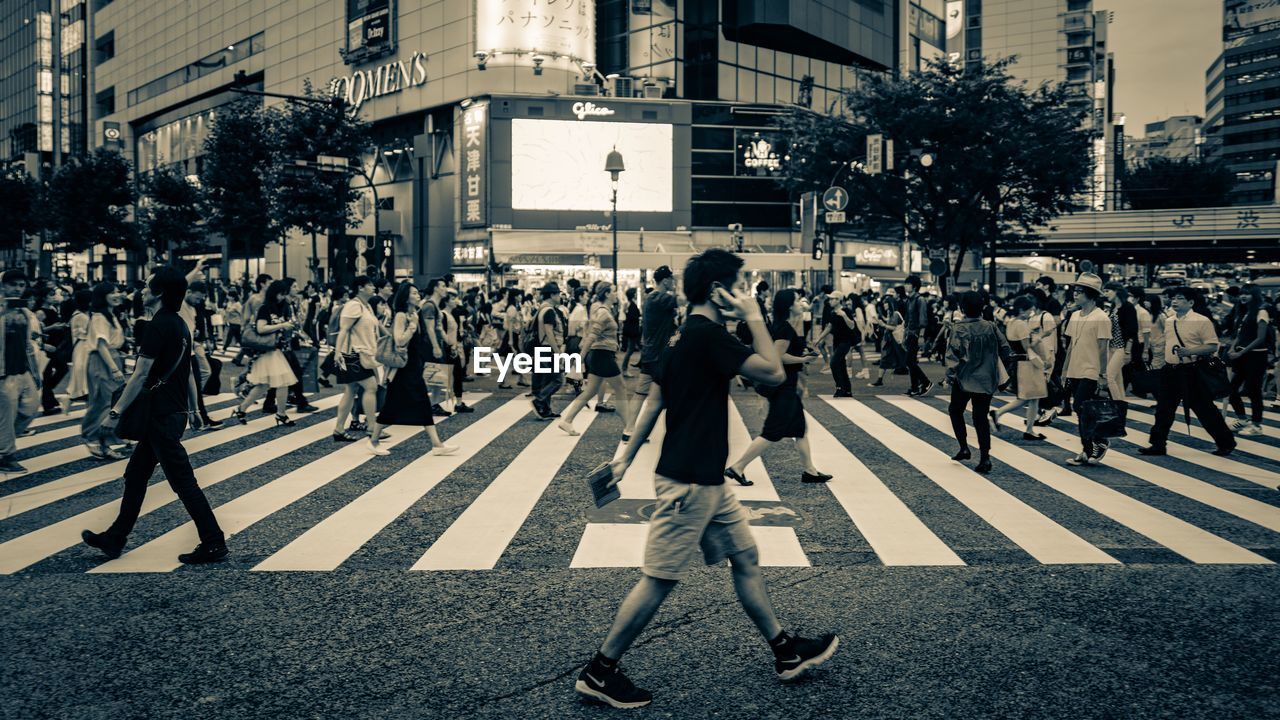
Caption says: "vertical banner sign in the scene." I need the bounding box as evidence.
[460,103,489,228]
[866,133,883,175]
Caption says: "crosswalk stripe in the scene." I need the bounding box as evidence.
[829,398,1114,564]
[894,397,1270,565]
[1122,406,1280,464]
[569,523,810,568]
[727,399,781,502]
[1049,408,1280,490]
[0,412,345,574]
[0,395,342,522]
[616,410,665,499]
[14,394,242,458]
[411,410,598,571]
[252,395,521,572]
[87,394,475,574]
[990,409,1280,534]
[803,406,964,566]
[25,393,238,432]
[1126,395,1280,426]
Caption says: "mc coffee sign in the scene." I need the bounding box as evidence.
[475,0,596,61]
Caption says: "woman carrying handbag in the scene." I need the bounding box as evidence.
[80,283,129,460]
[331,276,388,455]
[228,279,299,428]
[375,284,458,456]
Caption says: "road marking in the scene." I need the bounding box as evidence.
[616,412,665,499]
[0,407,344,574]
[0,395,343,522]
[569,523,809,568]
[1123,406,1280,465]
[805,403,964,566]
[831,398,1114,564]
[252,395,525,572]
[991,407,1280,534]
[894,397,1269,565]
[1126,395,1280,426]
[727,398,781,502]
[412,410,598,570]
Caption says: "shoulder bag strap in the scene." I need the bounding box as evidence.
[146,337,190,391]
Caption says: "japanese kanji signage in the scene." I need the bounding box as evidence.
[475,0,596,62]
[460,103,489,228]
[346,0,396,64]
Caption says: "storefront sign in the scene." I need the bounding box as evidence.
[460,102,489,228]
[846,241,901,269]
[507,253,586,265]
[328,51,427,111]
[346,0,397,64]
[475,0,596,61]
[572,101,615,120]
[452,240,488,265]
[735,131,787,177]
[1225,0,1280,43]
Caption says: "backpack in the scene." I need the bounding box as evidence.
[522,306,557,352]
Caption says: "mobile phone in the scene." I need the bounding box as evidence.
[709,282,734,312]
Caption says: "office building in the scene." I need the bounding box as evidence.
[1204,0,1280,206]
[1124,115,1203,168]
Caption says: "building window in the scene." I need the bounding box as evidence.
[95,87,115,116]
[126,32,265,107]
[94,31,114,63]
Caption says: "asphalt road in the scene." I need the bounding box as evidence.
[2,350,1278,719]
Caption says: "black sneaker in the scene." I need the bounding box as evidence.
[178,542,228,565]
[832,390,853,398]
[454,402,475,414]
[594,403,616,413]
[775,633,840,681]
[0,457,28,475]
[81,529,124,559]
[917,380,934,397]
[202,418,224,431]
[1212,443,1236,457]
[432,404,453,418]
[1089,440,1109,463]
[575,663,652,709]
[1137,445,1166,456]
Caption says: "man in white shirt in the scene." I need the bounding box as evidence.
[1138,286,1236,457]
[1060,272,1111,466]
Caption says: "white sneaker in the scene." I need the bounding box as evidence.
[1065,453,1090,466]
[366,439,390,456]
[1230,419,1251,432]
[1238,423,1263,437]
[431,444,459,456]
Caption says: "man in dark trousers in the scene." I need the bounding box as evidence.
[635,265,677,399]
[573,249,839,709]
[1139,286,1236,458]
[903,275,933,396]
[82,266,228,564]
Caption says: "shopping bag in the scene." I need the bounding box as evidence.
[1130,367,1161,397]
[1079,398,1128,439]
[422,362,452,405]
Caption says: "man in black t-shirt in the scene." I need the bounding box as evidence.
[82,266,227,566]
[635,265,678,397]
[573,249,840,710]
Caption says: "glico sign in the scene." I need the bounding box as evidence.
[329,51,428,111]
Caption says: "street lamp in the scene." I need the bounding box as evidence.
[605,146,625,287]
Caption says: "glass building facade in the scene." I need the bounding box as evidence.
[1205,28,1280,205]
[0,0,91,165]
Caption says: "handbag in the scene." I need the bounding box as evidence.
[375,333,407,369]
[240,322,277,353]
[1015,359,1048,400]
[117,338,189,441]
[1079,397,1128,439]
[422,361,452,405]
[1171,318,1231,399]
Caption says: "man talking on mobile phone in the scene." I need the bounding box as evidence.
[573,248,840,709]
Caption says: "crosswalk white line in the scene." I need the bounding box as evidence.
[25,393,238,431]
[87,394,483,574]
[616,412,665,499]
[1126,395,1280,426]
[727,399,781,502]
[803,406,964,566]
[570,523,810,568]
[1049,408,1280,490]
[0,395,343,522]
[14,394,241,457]
[892,397,1271,565]
[829,398,1115,564]
[411,409,598,571]
[990,409,1280,534]
[1122,406,1280,464]
[0,414,345,574]
[253,395,520,572]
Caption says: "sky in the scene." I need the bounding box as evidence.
[1103,0,1223,136]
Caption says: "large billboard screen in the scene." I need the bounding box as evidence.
[1225,0,1280,43]
[510,119,673,213]
[476,0,596,61]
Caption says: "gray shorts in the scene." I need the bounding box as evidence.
[642,474,757,581]
[635,371,654,395]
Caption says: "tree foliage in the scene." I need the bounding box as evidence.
[0,167,42,251]
[201,97,280,262]
[45,148,137,253]
[136,165,205,258]
[1121,156,1234,210]
[777,58,1093,278]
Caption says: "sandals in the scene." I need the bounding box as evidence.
[723,468,753,486]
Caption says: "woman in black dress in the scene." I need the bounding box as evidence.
[374,283,458,456]
[724,289,832,485]
[619,287,642,377]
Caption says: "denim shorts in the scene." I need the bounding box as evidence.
[642,474,757,581]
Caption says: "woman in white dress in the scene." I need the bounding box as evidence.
[65,289,92,401]
[80,283,128,459]
[229,279,299,428]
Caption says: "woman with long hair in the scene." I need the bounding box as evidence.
[725,289,830,485]
[869,295,908,387]
[557,282,635,438]
[80,283,128,459]
[65,289,93,402]
[375,283,458,455]
[947,291,1014,474]
[620,287,642,377]
[991,294,1052,441]
[229,279,299,429]
[498,288,526,389]
[332,276,387,455]
[1226,284,1271,436]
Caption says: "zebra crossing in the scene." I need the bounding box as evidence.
[1,384,1278,575]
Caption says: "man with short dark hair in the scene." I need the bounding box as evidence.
[82,266,228,565]
[573,248,839,709]
[903,275,933,396]
[0,270,41,475]
[181,280,222,430]
[420,277,451,417]
[636,265,677,398]
[530,282,565,419]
